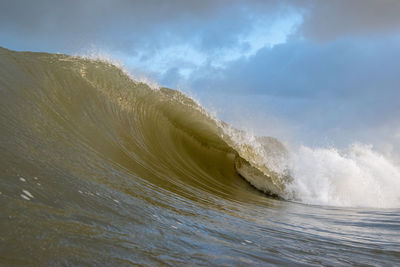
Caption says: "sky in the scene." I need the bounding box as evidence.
[1,0,400,154]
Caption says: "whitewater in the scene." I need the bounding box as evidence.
[0,47,399,265]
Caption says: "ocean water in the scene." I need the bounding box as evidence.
[0,47,399,265]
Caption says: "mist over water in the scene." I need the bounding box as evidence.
[0,47,399,265]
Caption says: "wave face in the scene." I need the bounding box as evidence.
[1,47,399,265]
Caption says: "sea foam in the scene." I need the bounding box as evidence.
[287,143,400,208]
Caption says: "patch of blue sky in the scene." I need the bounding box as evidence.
[215,12,302,65]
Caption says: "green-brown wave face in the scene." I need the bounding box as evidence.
[0,46,287,202]
[0,47,281,262]
[2,47,398,266]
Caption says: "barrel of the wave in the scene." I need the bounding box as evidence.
[233,136,292,198]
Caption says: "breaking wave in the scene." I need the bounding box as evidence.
[1,46,399,210]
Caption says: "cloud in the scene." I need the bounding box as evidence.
[0,0,286,52]
[297,0,400,40]
[2,0,400,53]
[192,38,400,97]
